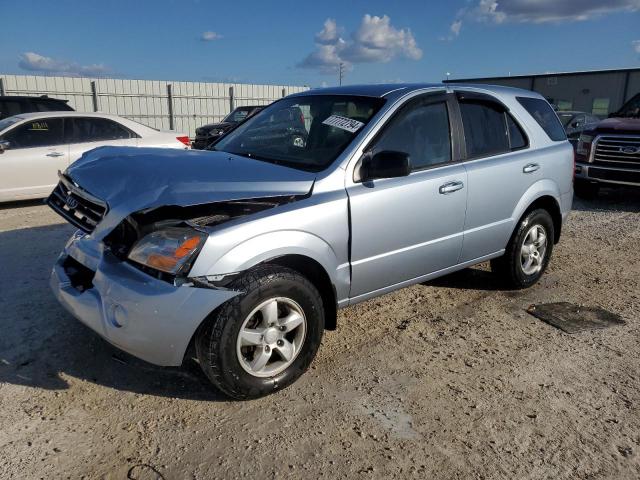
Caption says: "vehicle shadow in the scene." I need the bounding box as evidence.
[0,198,46,211]
[422,265,506,292]
[572,186,640,213]
[0,223,228,401]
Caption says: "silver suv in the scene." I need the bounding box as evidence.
[48,84,573,399]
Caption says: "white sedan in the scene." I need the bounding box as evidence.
[0,112,190,202]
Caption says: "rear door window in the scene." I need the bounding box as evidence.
[516,96,566,141]
[1,118,65,148]
[67,117,134,143]
[459,97,529,158]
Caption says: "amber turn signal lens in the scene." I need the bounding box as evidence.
[175,236,202,258]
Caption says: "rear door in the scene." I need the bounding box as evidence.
[66,117,138,163]
[347,92,468,299]
[454,91,535,262]
[0,117,69,200]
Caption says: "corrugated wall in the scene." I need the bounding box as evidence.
[0,74,309,138]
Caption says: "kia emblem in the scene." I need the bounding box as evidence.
[65,196,79,209]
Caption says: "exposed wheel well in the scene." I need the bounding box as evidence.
[266,255,338,331]
[522,195,562,243]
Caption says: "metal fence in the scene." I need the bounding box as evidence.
[0,74,309,138]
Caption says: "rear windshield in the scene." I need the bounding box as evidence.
[517,97,566,141]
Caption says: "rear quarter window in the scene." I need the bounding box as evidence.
[516,97,566,142]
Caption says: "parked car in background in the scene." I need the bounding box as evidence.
[556,111,600,143]
[0,95,74,120]
[47,84,573,399]
[0,112,189,202]
[574,92,640,198]
[192,105,264,149]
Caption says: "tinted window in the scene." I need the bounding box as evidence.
[460,101,510,157]
[517,96,566,141]
[34,100,73,112]
[0,100,23,118]
[373,99,451,170]
[67,117,133,143]
[1,118,64,148]
[507,115,527,149]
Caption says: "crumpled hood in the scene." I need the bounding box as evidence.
[65,146,316,237]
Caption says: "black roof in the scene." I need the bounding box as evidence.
[0,95,69,103]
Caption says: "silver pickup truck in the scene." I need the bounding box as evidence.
[48,84,573,399]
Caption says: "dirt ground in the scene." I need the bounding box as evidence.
[1,188,639,480]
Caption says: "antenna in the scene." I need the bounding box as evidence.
[339,62,345,86]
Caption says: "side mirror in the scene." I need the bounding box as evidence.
[359,150,411,182]
[0,140,10,153]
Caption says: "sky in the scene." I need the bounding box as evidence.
[0,0,639,87]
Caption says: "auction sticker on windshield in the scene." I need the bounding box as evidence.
[322,115,365,133]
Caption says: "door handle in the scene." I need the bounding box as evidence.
[439,181,464,195]
[46,152,64,158]
[523,163,540,174]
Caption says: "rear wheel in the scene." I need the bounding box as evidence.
[491,209,554,289]
[574,179,599,199]
[195,265,324,399]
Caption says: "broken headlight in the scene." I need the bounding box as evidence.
[128,227,207,275]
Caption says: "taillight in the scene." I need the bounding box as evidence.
[176,136,190,147]
[300,113,305,125]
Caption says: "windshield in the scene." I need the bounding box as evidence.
[223,108,254,123]
[613,94,640,118]
[0,116,23,133]
[213,95,385,171]
[558,113,575,127]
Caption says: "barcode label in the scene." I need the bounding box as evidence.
[322,115,365,133]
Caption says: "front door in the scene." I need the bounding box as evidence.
[0,117,69,200]
[347,93,468,299]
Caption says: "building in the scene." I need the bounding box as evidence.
[445,67,640,116]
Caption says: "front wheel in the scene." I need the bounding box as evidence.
[195,265,324,399]
[491,209,554,289]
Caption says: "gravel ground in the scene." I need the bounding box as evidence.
[0,189,639,479]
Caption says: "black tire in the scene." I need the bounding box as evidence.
[195,264,324,400]
[491,209,555,289]
[574,179,599,199]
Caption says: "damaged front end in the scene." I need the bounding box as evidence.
[103,195,302,286]
[46,147,317,366]
[48,192,307,366]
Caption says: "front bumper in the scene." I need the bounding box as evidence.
[575,162,640,187]
[50,232,239,366]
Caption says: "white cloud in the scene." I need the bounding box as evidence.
[315,18,340,45]
[19,52,109,76]
[450,20,463,37]
[633,40,640,53]
[201,31,222,41]
[471,0,640,24]
[298,14,422,74]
